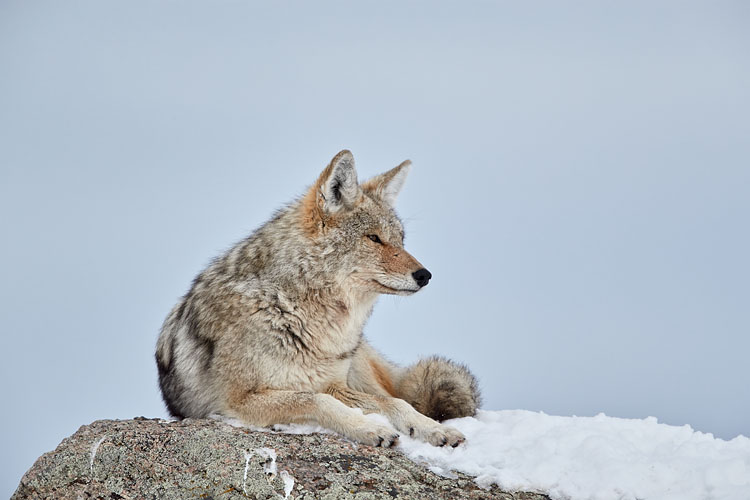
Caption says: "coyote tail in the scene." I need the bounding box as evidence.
[397,356,482,422]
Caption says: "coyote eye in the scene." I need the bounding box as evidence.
[367,234,383,244]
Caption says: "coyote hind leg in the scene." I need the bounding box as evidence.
[226,389,400,447]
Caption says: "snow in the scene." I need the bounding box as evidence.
[241,446,296,499]
[396,410,750,500]
[280,470,295,499]
[213,414,335,436]
[242,450,252,494]
[219,410,750,499]
[255,447,278,476]
[89,435,107,474]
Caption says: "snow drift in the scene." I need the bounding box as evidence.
[396,409,750,500]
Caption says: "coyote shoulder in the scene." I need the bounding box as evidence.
[156,150,481,447]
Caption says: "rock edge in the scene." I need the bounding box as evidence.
[12,417,550,500]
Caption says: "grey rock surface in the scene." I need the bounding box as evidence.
[12,418,550,499]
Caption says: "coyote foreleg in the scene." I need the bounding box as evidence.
[226,389,400,447]
[325,386,465,447]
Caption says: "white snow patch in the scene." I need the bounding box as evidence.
[243,447,295,499]
[89,435,107,473]
[242,450,252,494]
[280,470,295,499]
[256,447,278,477]
[212,414,273,433]
[211,413,334,436]
[271,422,335,436]
[397,410,750,500]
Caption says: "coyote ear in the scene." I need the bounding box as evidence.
[317,149,360,213]
[362,159,411,206]
[300,150,361,235]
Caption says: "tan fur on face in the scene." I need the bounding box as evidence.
[299,186,326,237]
[378,242,423,275]
[299,173,333,238]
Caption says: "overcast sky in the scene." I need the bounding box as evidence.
[1,1,749,496]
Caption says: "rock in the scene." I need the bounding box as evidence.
[12,418,549,499]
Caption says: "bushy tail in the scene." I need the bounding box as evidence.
[396,356,482,422]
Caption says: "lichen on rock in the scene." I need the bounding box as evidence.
[12,418,549,499]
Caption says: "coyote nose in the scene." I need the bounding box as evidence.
[412,268,432,288]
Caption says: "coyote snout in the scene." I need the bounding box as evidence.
[155,150,481,448]
[368,244,431,295]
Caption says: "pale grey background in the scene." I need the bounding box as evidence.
[1,1,748,496]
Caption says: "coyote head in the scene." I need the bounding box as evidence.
[299,150,431,296]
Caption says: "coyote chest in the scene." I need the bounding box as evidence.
[255,290,376,391]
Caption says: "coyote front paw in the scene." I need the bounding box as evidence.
[412,423,465,447]
[353,424,400,448]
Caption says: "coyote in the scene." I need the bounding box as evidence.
[156,150,480,447]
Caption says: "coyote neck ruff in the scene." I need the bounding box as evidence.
[156,150,481,448]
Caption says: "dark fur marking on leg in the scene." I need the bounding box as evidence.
[155,352,169,380]
[184,309,216,372]
[156,338,187,419]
